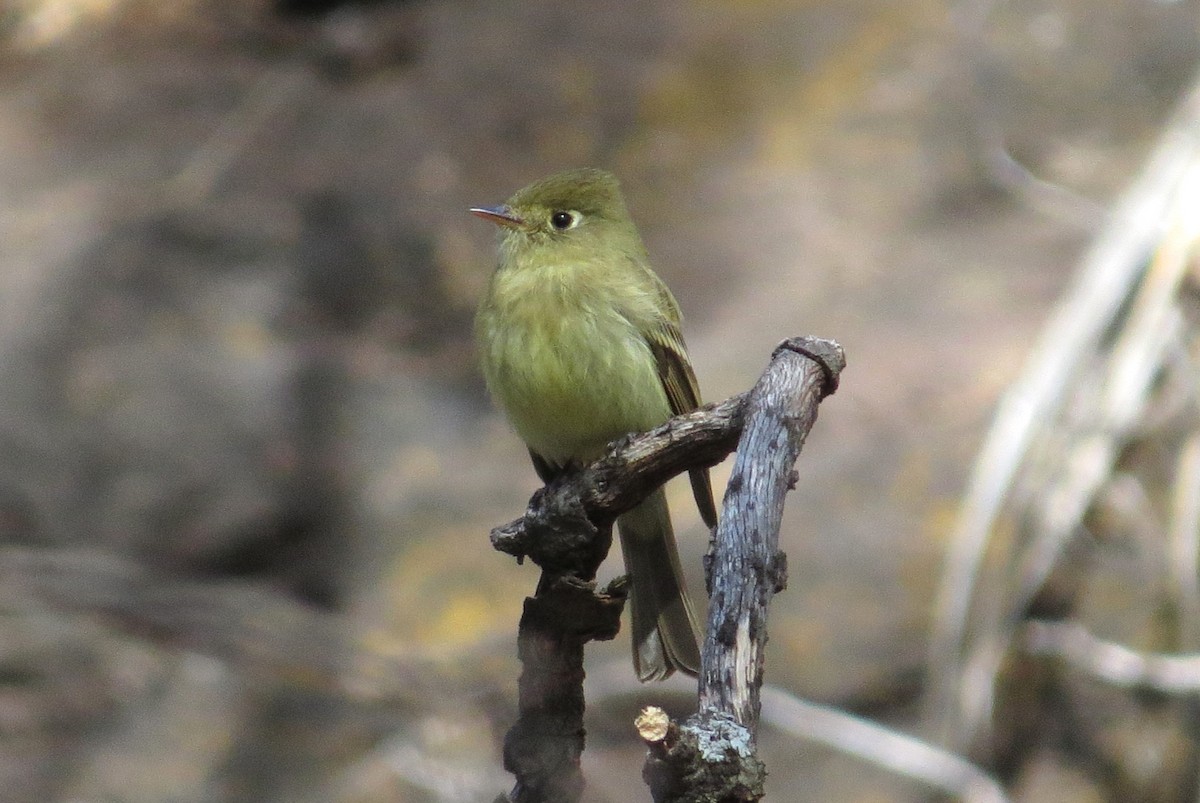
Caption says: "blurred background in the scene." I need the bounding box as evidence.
[1,0,1199,800]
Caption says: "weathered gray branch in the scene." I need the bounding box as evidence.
[1023,620,1200,694]
[640,336,845,802]
[491,336,843,803]
[700,338,841,725]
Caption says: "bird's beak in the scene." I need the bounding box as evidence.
[470,205,525,230]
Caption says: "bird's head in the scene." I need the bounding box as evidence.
[471,168,643,265]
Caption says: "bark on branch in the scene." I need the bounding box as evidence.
[491,336,844,803]
[642,336,844,802]
[489,391,748,572]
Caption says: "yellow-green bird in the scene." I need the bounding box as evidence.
[472,168,717,681]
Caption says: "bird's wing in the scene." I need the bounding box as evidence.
[644,318,719,530]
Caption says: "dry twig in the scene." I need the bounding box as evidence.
[640,337,844,802]
[491,337,844,803]
[925,66,1200,751]
[1023,620,1200,694]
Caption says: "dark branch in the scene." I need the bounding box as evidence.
[493,390,753,802]
[491,337,843,803]
[492,365,753,802]
[503,576,625,803]
[489,391,748,570]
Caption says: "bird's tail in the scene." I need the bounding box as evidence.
[618,488,701,681]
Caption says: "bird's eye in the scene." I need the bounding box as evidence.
[550,210,577,230]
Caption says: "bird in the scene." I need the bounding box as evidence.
[472,167,717,681]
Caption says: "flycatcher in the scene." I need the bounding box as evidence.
[472,168,716,681]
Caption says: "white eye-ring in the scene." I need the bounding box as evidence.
[550,210,580,230]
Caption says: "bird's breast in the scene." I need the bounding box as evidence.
[478,264,670,464]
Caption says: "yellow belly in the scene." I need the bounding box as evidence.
[477,276,671,465]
